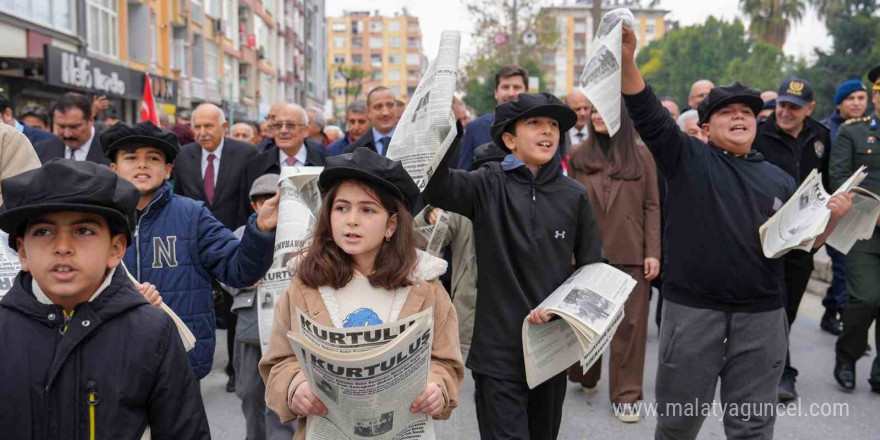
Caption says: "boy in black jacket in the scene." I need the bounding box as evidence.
[424,93,603,439]
[0,159,210,439]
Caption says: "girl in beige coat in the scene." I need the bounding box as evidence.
[259,149,464,438]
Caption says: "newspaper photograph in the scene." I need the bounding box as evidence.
[522,263,636,389]
[257,266,294,354]
[424,210,450,257]
[386,31,460,191]
[0,231,20,300]
[289,317,435,440]
[825,187,880,253]
[306,415,435,440]
[274,166,324,258]
[760,166,868,258]
[579,8,634,137]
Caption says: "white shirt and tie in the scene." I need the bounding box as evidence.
[64,127,96,161]
[568,125,589,147]
[279,144,308,168]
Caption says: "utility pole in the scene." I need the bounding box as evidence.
[510,0,519,64]
[591,0,603,35]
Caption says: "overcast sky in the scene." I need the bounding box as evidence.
[325,0,832,62]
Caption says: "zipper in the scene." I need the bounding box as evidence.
[86,380,99,440]
[134,193,163,281]
[529,173,537,238]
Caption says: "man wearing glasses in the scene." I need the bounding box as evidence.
[33,92,109,165]
[243,103,327,205]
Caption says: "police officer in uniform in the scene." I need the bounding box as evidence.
[829,65,880,394]
[753,78,832,401]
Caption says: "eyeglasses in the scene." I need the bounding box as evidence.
[270,122,307,131]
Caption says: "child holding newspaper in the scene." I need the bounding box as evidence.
[260,149,465,438]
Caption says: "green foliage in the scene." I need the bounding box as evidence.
[739,0,807,48]
[635,17,788,107]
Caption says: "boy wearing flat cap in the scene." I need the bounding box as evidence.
[101,121,279,380]
[424,93,603,439]
[619,25,852,439]
[0,160,210,438]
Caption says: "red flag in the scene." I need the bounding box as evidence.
[141,73,159,125]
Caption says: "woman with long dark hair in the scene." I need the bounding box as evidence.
[567,102,661,423]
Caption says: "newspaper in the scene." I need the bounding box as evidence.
[290,311,435,440]
[386,31,460,191]
[424,210,450,257]
[522,263,636,389]
[259,166,325,354]
[825,187,880,253]
[759,166,871,258]
[0,231,20,300]
[579,8,634,137]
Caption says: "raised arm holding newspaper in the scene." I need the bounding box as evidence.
[618,23,850,439]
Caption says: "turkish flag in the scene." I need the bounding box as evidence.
[141,73,159,125]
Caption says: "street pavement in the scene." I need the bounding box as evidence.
[202,290,877,439]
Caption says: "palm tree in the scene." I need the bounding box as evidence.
[739,0,807,49]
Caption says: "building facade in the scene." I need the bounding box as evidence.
[0,0,326,125]
[326,10,425,120]
[541,0,668,96]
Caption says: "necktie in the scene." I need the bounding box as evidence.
[378,136,391,156]
[204,153,216,205]
[284,156,297,166]
[68,148,76,160]
[575,132,585,141]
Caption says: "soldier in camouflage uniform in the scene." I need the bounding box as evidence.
[829,65,880,394]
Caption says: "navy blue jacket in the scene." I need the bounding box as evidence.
[425,133,603,381]
[123,182,275,378]
[0,269,210,439]
[625,85,796,312]
[326,132,354,156]
[456,113,495,170]
[21,123,54,145]
[821,110,847,143]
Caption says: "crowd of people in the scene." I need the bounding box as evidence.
[0,24,877,440]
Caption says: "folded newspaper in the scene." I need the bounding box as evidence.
[522,263,636,389]
[259,166,324,354]
[289,308,436,440]
[579,8,635,137]
[0,231,20,301]
[759,166,879,258]
[387,31,460,191]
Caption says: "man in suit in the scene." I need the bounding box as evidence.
[326,100,370,157]
[564,88,591,156]
[343,86,397,156]
[33,92,109,165]
[257,101,288,153]
[0,97,54,146]
[454,65,528,170]
[172,103,258,393]
[243,103,327,205]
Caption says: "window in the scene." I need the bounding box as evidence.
[407,38,419,49]
[388,53,401,65]
[1,0,74,33]
[191,0,204,23]
[351,54,363,64]
[223,55,239,101]
[370,21,383,32]
[406,53,420,66]
[407,86,417,96]
[388,37,401,48]
[333,54,345,65]
[575,39,586,50]
[646,23,656,37]
[574,54,586,66]
[351,37,363,49]
[333,70,344,80]
[86,0,118,57]
[387,70,400,81]
[223,0,239,44]
[332,22,346,32]
[370,54,382,68]
[150,11,157,67]
[333,36,345,48]
[369,37,383,49]
[407,70,420,81]
[334,87,346,97]
[205,0,220,18]
[192,34,205,79]
[206,41,219,83]
[574,20,587,33]
[371,70,382,81]
[387,20,401,32]
[172,27,188,73]
[351,21,363,34]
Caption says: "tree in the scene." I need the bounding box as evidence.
[460,0,558,115]
[635,17,788,106]
[739,0,807,49]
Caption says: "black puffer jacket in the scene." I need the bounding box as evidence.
[0,268,210,439]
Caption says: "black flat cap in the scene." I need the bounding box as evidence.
[697,82,764,126]
[100,121,180,163]
[0,159,140,250]
[319,148,420,208]
[472,142,508,169]
[490,93,577,152]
